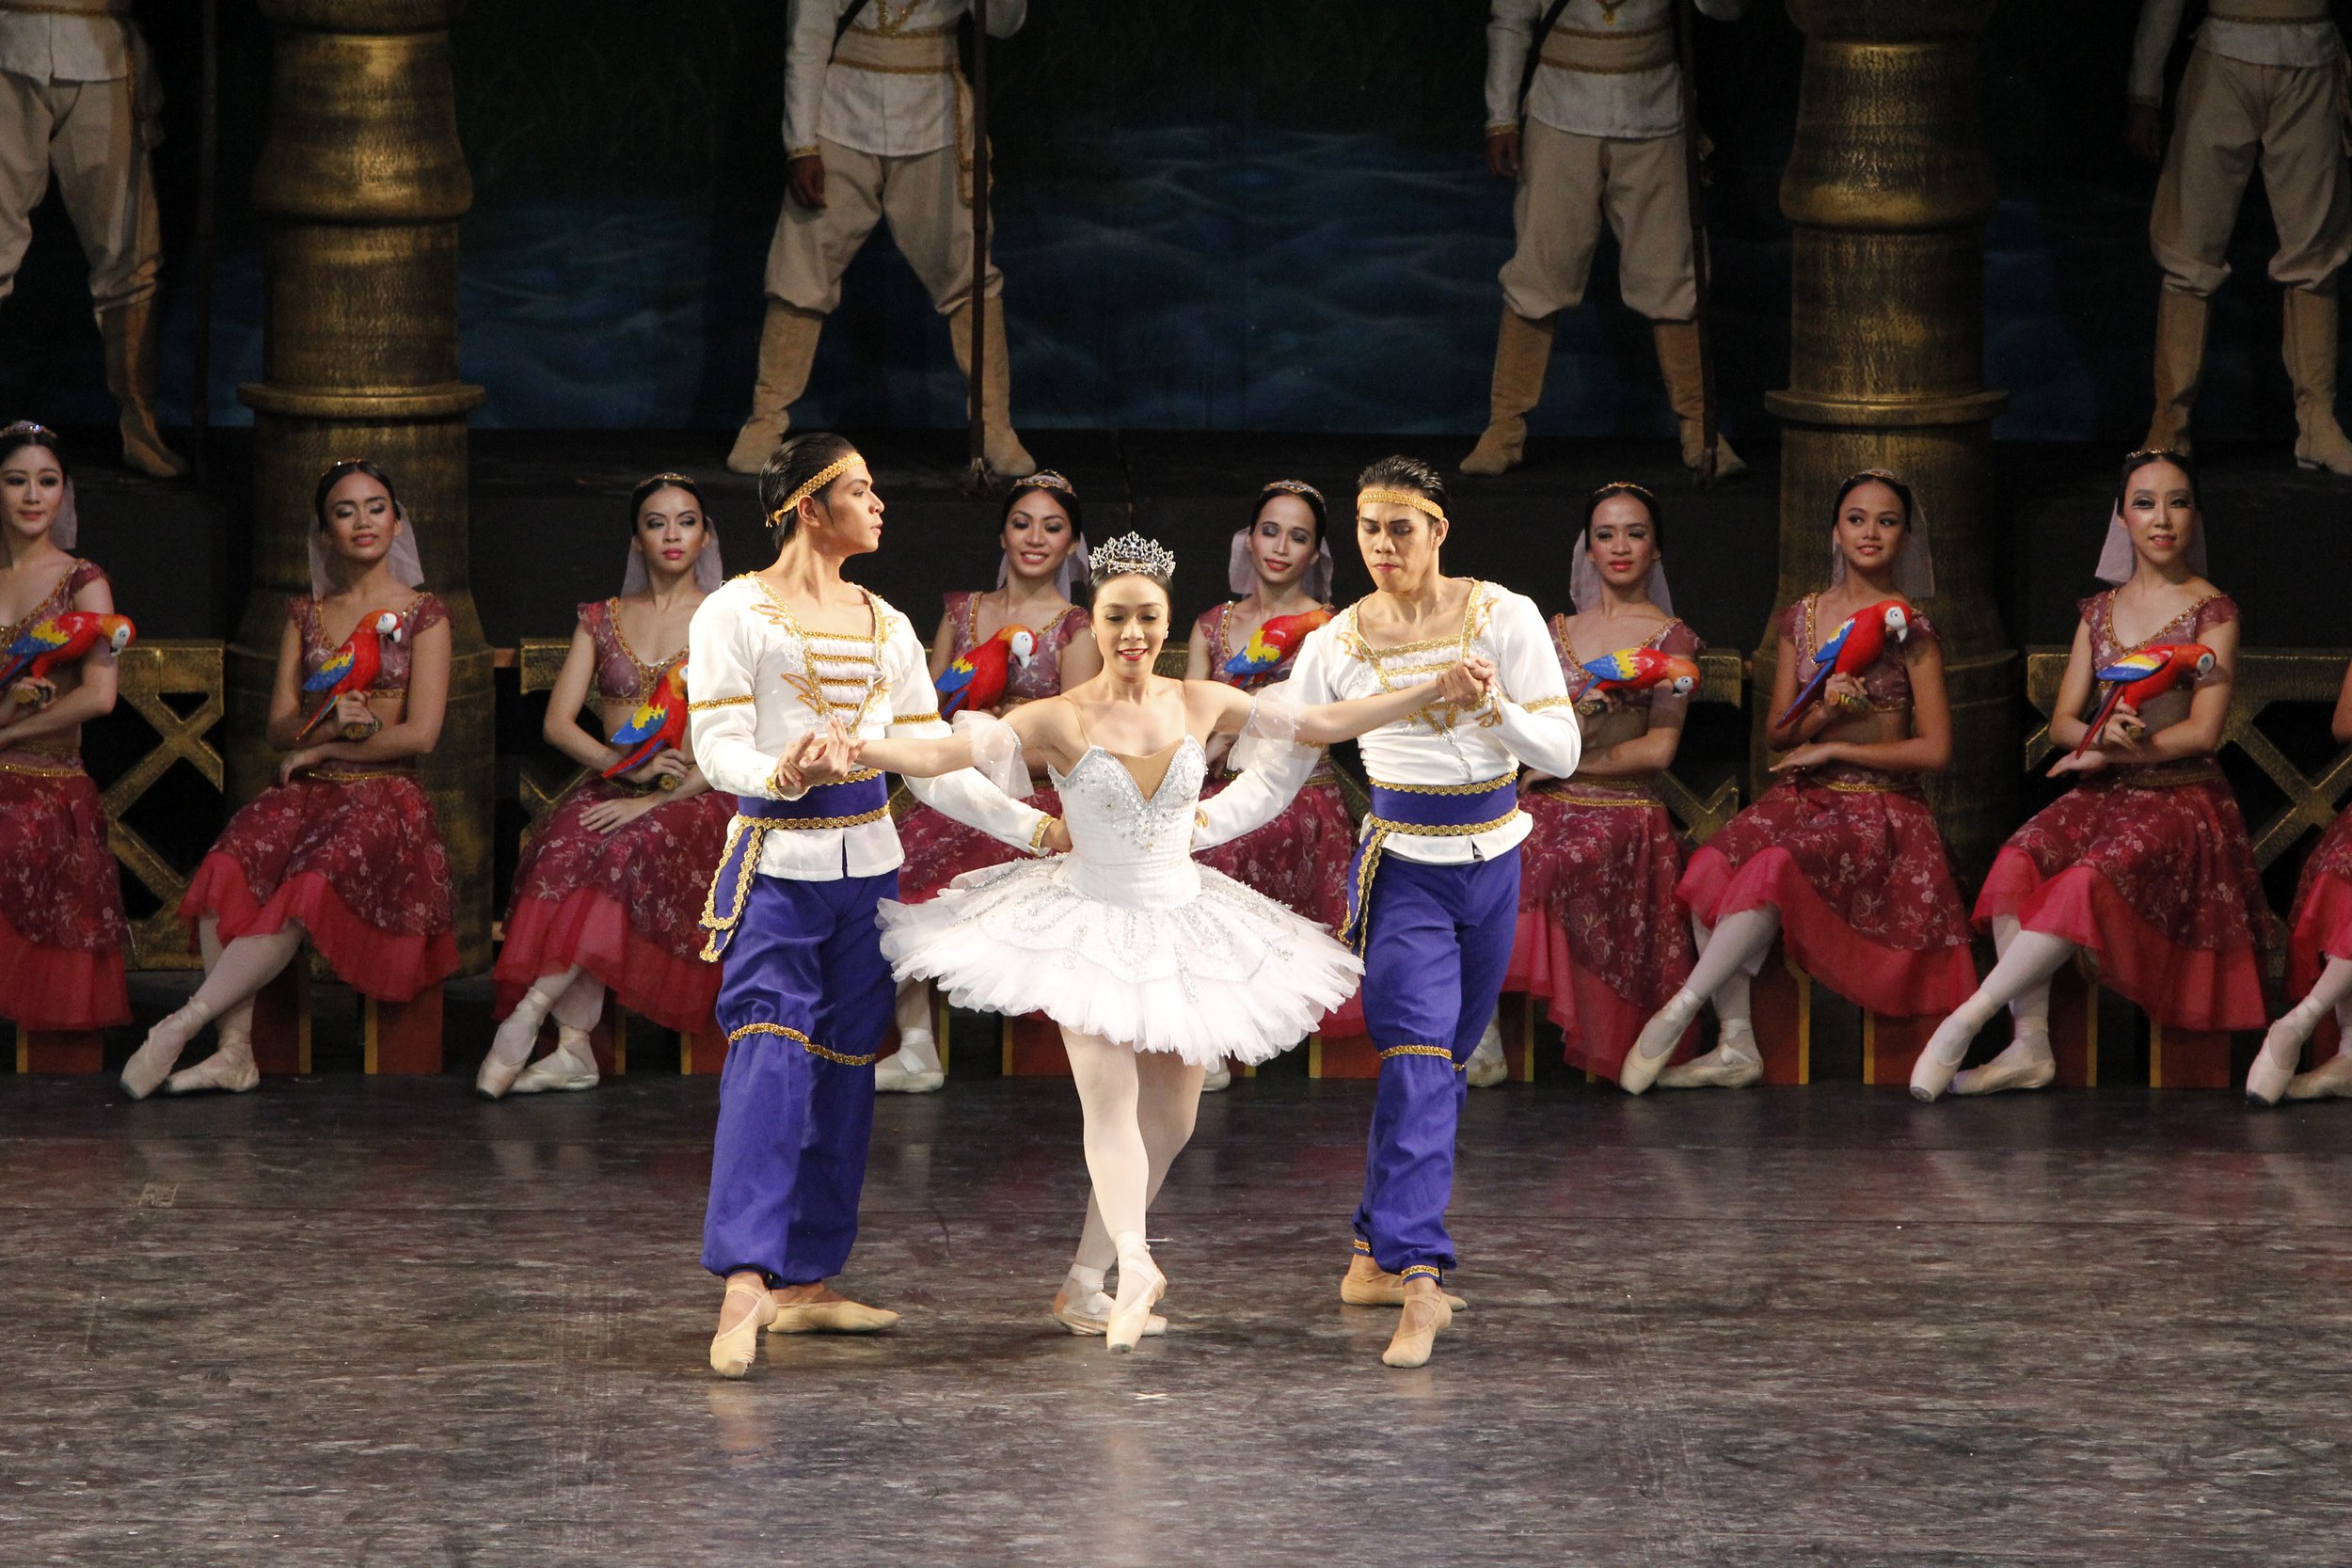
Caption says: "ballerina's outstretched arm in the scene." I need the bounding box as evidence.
[1191,655,1496,748]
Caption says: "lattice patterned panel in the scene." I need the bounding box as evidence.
[515,635,588,829]
[2025,647,2352,871]
[102,640,225,971]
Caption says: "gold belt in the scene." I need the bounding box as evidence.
[1533,779,1662,809]
[2207,0,2329,23]
[308,762,416,782]
[0,753,83,779]
[1541,24,1676,76]
[2100,763,2226,789]
[832,24,955,74]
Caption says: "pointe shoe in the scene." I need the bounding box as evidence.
[710,1275,778,1378]
[119,1001,212,1101]
[1908,1011,1984,1102]
[875,1048,946,1100]
[1465,1019,1508,1088]
[1951,1036,2056,1098]
[1381,1288,1454,1370]
[766,1291,900,1335]
[1340,1255,1468,1311]
[510,1037,599,1096]
[2285,1051,2352,1101]
[475,1053,525,1100]
[2248,1015,2319,1106]
[1655,1041,1762,1090]
[1619,989,1701,1095]
[163,1048,258,1096]
[1050,1284,1167,1338]
[1105,1233,1165,1353]
[1200,1059,1232,1093]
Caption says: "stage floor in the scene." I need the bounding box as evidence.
[6,1074,2350,1566]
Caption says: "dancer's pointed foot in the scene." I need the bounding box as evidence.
[510,1032,599,1095]
[1951,1033,2055,1097]
[1381,1281,1454,1369]
[2286,1051,2352,1101]
[2249,1012,2321,1106]
[1655,1038,1762,1090]
[765,1282,899,1335]
[475,1053,523,1100]
[710,1273,777,1378]
[1200,1058,1232,1093]
[1105,1232,1165,1353]
[1909,1008,1985,1101]
[1050,1283,1167,1338]
[1465,1018,1508,1087]
[120,1000,212,1101]
[1620,989,1701,1094]
[163,1044,258,1096]
[1340,1252,1468,1311]
[874,1032,945,1093]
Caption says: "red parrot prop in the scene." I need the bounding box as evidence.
[2070,641,2217,759]
[604,657,691,779]
[1222,608,1333,685]
[0,611,135,702]
[936,624,1037,717]
[1574,646,1702,702]
[1774,598,1912,728]
[296,610,403,739]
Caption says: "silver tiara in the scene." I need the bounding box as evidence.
[1089,531,1177,586]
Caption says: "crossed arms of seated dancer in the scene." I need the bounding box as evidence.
[1761,621,1951,780]
[266,612,451,785]
[853,657,1497,811]
[2041,612,2236,780]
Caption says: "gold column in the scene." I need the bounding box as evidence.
[234,0,492,967]
[1762,0,2013,878]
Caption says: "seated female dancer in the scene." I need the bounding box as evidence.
[862,533,1490,1349]
[483,474,733,1097]
[1183,479,1357,1090]
[1915,450,2265,1100]
[0,423,131,1037]
[1510,483,1702,1085]
[120,459,456,1098]
[1623,469,1977,1093]
[881,471,1097,1092]
[2253,653,2352,1103]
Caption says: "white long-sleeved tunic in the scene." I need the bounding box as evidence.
[687,575,1046,881]
[1485,0,1746,143]
[1196,582,1582,863]
[2128,0,2338,107]
[783,0,1026,159]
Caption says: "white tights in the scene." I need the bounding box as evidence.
[490,965,602,1067]
[1684,908,1776,1034]
[191,918,309,1053]
[1060,1028,1205,1278]
[1927,921,2078,1067]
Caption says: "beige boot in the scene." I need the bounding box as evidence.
[726,300,824,475]
[98,297,187,480]
[2146,286,2208,457]
[947,294,1036,481]
[2284,285,2352,476]
[1461,309,1553,475]
[1655,320,1745,482]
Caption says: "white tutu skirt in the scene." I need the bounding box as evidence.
[875,858,1363,1067]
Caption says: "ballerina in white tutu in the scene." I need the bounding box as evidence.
[858,531,1492,1350]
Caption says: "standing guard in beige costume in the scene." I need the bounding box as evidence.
[2131,0,2352,474]
[0,0,183,479]
[1464,0,1746,481]
[728,0,1036,482]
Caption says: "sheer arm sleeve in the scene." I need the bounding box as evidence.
[1193,630,1329,850]
[886,622,1050,851]
[687,591,787,800]
[1483,593,1583,779]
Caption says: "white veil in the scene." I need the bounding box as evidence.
[1828,469,1936,599]
[310,507,425,597]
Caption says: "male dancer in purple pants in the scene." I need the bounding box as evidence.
[1199,454,1582,1367]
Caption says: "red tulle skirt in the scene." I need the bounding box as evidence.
[2289,809,2352,1001]
[1199,773,1363,1037]
[0,757,129,1030]
[1679,770,1978,1019]
[182,768,457,1003]
[896,787,1065,904]
[1509,780,1695,1076]
[494,779,733,1032]
[1977,769,2268,1032]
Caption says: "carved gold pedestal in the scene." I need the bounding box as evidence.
[234,1,491,967]
[1762,0,2014,879]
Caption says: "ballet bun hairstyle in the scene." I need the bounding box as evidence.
[1584,480,1664,551]
[1251,479,1327,543]
[312,456,401,529]
[631,470,707,526]
[1831,467,1915,531]
[1002,469,1082,536]
[761,432,862,546]
[2117,447,2197,512]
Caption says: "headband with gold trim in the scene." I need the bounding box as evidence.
[1264,478,1326,506]
[1590,480,1659,505]
[1359,486,1447,525]
[1016,469,1077,497]
[770,452,864,523]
